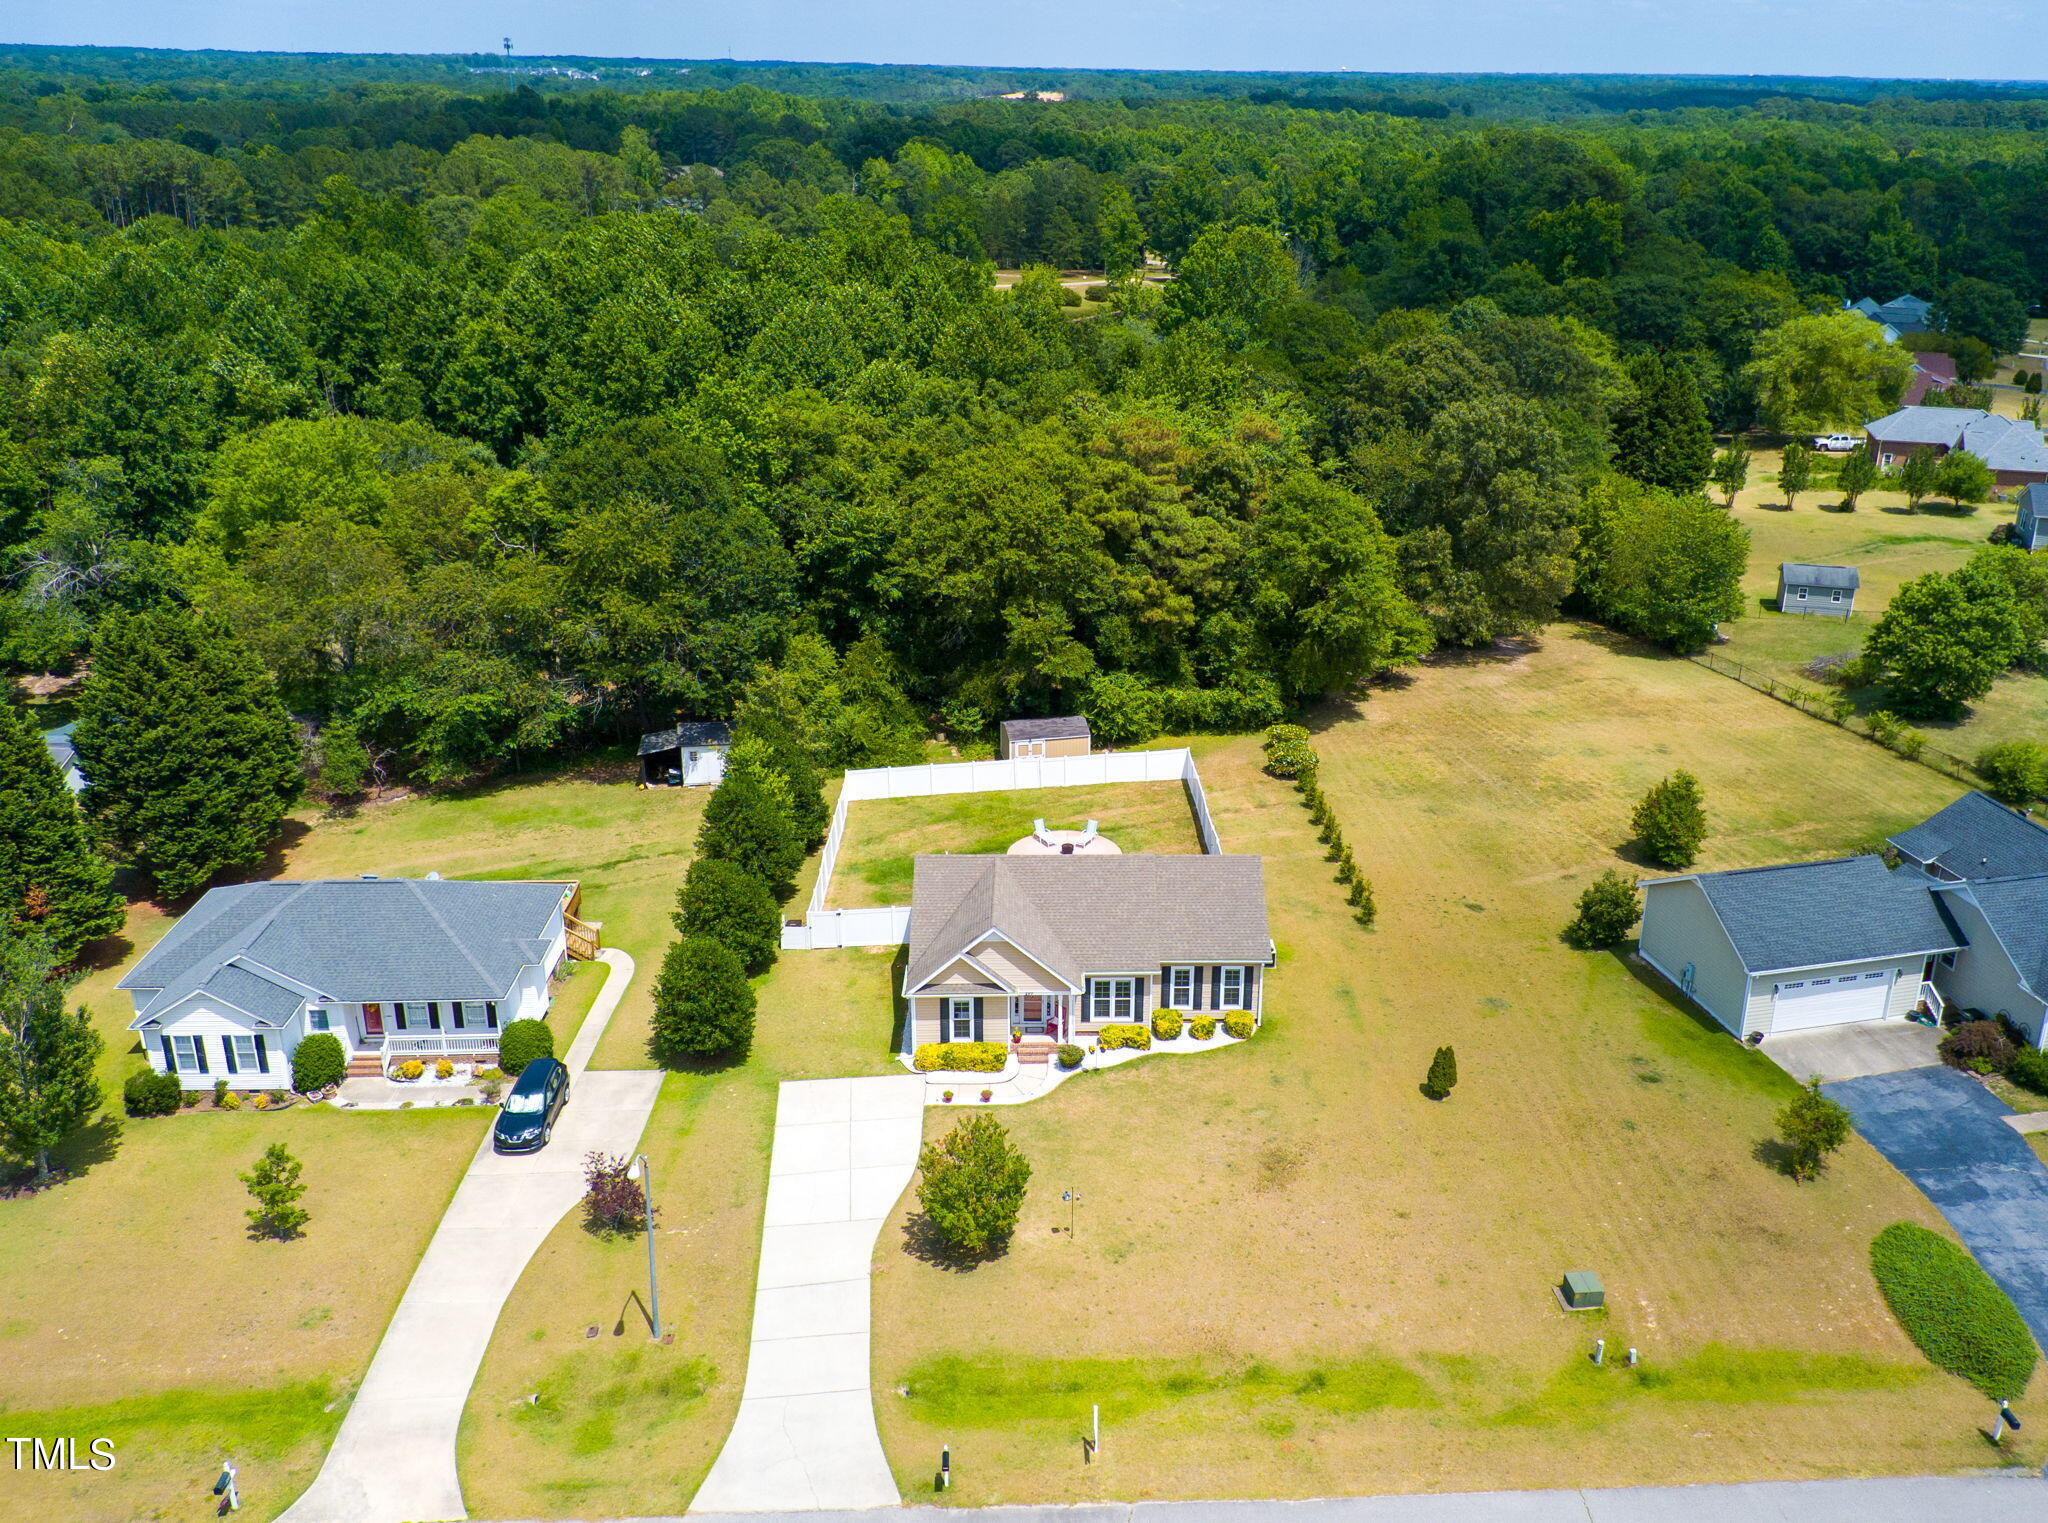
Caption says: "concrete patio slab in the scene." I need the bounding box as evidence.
[1760,1018,1940,1083]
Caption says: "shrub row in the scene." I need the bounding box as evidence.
[1267,725,1375,929]
[1096,1023,1152,1051]
[913,1041,1009,1073]
[1869,1221,2037,1399]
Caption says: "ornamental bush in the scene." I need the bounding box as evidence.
[912,1042,1008,1072]
[1223,1013,1255,1039]
[1054,1044,1085,1070]
[2009,1046,2048,1096]
[1189,1016,1216,1041]
[123,1067,183,1118]
[582,1151,648,1236]
[1422,1044,1459,1101]
[651,936,756,1063]
[497,1018,554,1076]
[916,1113,1032,1259]
[1261,724,1318,779]
[1151,1010,1183,1041]
[673,857,781,976]
[1870,1221,2037,1399]
[1096,1023,1152,1051]
[1938,1019,2016,1075]
[290,1032,346,1093]
[395,1060,423,1081]
[1562,870,1643,950]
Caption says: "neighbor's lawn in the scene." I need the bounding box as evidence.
[870,624,2026,1502]
[829,781,1204,908]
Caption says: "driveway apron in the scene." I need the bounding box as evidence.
[1825,1063,2048,1349]
[280,948,657,1523]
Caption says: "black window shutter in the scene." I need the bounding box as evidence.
[1245,965,1258,1005]
[1159,965,1171,1006]
[1134,976,1148,1019]
[254,1035,269,1073]
[162,1033,178,1073]
[486,1001,499,1029]
[972,997,984,1041]
[1210,966,1223,1009]
[451,1002,465,1031]
[428,1002,442,1030]
[194,1036,210,1075]
[224,1037,239,1075]
[393,1003,405,1031]
[1192,965,1205,1008]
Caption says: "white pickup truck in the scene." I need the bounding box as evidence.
[1811,433,1860,452]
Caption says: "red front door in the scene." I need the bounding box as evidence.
[362,1003,384,1036]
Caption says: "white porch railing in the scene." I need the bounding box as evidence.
[383,1034,500,1058]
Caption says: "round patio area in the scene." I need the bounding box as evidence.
[1008,826,1121,857]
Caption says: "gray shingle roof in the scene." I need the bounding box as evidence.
[1780,562,1859,590]
[121,878,571,1023]
[1863,408,2048,474]
[1000,715,1091,745]
[1865,406,1982,446]
[905,854,1269,990]
[1888,791,2048,881]
[638,721,730,756]
[1937,875,2048,1000]
[1662,855,1963,973]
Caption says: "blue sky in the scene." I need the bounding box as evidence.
[8,0,2042,81]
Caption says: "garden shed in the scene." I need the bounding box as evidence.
[638,721,731,786]
[999,715,1091,759]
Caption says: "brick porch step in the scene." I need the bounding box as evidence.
[1014,1039,1062,1065]
[346,1056,385,1077]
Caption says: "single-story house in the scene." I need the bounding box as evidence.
[2016,483,2048,551]
[1778,562,1859,617]
[1845,294,1935,337]
[120,875,576,1087]
[1903,351,1959,406]
[1639,792,2048,1047]
[1863,406,2048,486]
[1000,715,1091,760]
[902,853,1272,1056]
[42,721,84,794]
[637,721,730,786]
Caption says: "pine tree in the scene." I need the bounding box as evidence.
[695,751,805,902]
[674,857,781,976]
[1631,771,1708,869]
[651,935,756,1063]
[1423,1045,1458,1101]
[1612,354,1714,494]
[0,930,104,1183]
[241,1141,310,1240]
[0,704,123,962]
[73,607,302,900]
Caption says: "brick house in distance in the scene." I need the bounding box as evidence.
[1863,406,2048,488]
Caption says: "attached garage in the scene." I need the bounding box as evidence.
[1768,970,1893,1031]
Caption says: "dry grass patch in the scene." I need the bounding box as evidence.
[870,626,2025,1501]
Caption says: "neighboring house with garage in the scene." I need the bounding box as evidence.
[999,715,1091,759]
[2015,484,2048,551]
[637,720,730,786]
[120,875,578,1086]
[1778,562,1859,617]
[902,854,1271,1060]
[1639,791,2048,1047]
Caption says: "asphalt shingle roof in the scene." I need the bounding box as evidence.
[637,721,730,756]
[999,715,1091,745]
[121,878,571,1023]
[1671,855,1963,973]
[1938,875,2048,1000]
[905,854,1269,990]
[1864,408,2048,474]
[1780,562,1860,590]
[1888,792,2048,881]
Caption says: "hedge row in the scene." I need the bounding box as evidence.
[1869,1221,2037,1400]
[913,1041,1008,1073]
[1265,724,1374,928]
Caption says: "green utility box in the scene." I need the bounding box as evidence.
[1558,1271,1605,1311]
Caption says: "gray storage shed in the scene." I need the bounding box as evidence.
[1778,562,1859,618]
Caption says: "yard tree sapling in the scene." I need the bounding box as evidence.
[1630,770,1708,869]
[1897,450,1940,510]
[1834,445,1878,509]
[1562,870,1642,949]
[915,1113,1032,1258]
[651,935,756,1062]
[581,1151,649,1235]
[1422,1044,1458,1101]
[1774,1078,1852,1181]
[242,1141,311,1239]
[0,702,123,963]
[1708,444,1751,508]
[674,857,780,976]
[0,929,103,1182]
[1775,441,1814,510]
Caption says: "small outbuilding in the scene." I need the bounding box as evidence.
[1778,562,1859,618]
[1558,1271,1605,1311]
[637,721,731,787]
[999,715,1091,760]
[2017,484,2048,552]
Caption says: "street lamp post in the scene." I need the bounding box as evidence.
[627,1154,661,1340]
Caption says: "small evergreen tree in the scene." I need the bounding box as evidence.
[916,1113,1032,1258]
[1835,445,1878,509]
[290,1032,346,1092]
[674,857,780,976]
[651,935,756,1063]
[1898,450,1940,509]
[0,703,123,962]
[1563,870,1643,949]
[1612,353,1714,494]
[1349,876,1376,927]
[1631,771,1708,869]
[1776,1077,1853,1182]
[1775,441,1814,509]
[695,752,804,902]
[1708,444,1751,507]
[241,1141,310,1240]
[73,607,302,899]
[0,929,104,1182]
[1422,1045,1458,1101]
[728,702,829,851]
[315,721,371,800]
[496,1018,554,1075]
[1261,724,1317,779]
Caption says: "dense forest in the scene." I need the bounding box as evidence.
[2,50,2044,813]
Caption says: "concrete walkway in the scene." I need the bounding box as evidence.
[281,949,658,1523]
[690,1075,927,1514]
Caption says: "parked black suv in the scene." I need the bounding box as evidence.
[492,1058,568,1153]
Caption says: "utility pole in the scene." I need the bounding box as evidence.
[627,1154,661,1339]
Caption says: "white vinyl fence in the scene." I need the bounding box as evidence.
[781,747,1222,950]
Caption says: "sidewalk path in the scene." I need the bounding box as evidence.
[689,1075,927,1513]
[281,948,658,1523]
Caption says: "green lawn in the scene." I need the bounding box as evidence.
[828,781,1205,908]
[869,624,2026,1503]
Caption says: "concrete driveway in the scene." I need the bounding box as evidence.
[1825,1063,2048,1350]
[1760,1018,1940,1084]
[281,949,658,1523]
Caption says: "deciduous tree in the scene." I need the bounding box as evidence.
[915,1113,1032,1258]
[241,1141,310,1240]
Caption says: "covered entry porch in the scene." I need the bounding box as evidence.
[931,992,1077,1045]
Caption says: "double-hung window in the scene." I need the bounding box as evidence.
[1089,977,1136,1023]
[1166,966,1196,1009]
[228,1034,262,1073]
[308,1007,330,1031]
[171,1033,205,1073]
[946,997,975,1040]
[1217,966,1248,1009]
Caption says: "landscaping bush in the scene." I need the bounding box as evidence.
[913,1041,1008,1073]
[582,1151,648,1235]
[395,1060,423,1081]
[1870,1221,2037,1399]
[1095,1023,1152,1051]
[435,1058,453,1079]
[1189,1016,1216,1041]
[1151,1010,1183,1041]
[1223,1013,1255,1039]
[2008,1046,2048,1097]
[122,1068,183,1118]
[1562,870,1642,949]
[290,1032,345,1093]
[1631,771,1707,869]
[916,1113,1031,1259]
[218,1089,242,1110]
[251,1093,270,1110]
[213,1076,229,1105]
[1261,723,1318,779]
[1422,1045,1458,1101]
[1054,1044,1084,1070]
[1975,740,2048,806]
[1939,1019,2016,1076]
[496,1018,553,1075]
[673,856,781,976]
[652,935,756,1062]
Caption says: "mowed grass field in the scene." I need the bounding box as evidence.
[870,624,2032,1503]
[828,782,1205,908]
[1715,450,2048,754]
[0,757,707,1523]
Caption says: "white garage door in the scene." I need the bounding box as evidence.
[1771,971,1891,1032]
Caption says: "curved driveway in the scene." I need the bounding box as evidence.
[281,948,660,1523]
